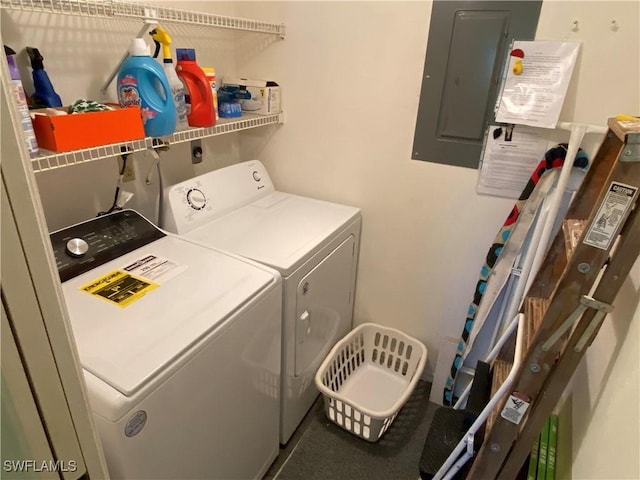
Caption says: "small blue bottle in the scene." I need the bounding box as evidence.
[117,38,176,137]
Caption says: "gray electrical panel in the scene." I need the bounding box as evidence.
[412,0,542,169]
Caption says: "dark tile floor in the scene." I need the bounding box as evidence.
[265,381,437,480]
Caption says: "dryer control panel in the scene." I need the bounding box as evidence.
[163,160,276,234]
[50,210,165,282]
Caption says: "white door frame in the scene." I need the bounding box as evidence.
[1,36,109,480]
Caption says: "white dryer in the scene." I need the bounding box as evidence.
[50,210,282,480]
[163,160,361,444]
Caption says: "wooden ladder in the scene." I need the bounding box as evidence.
[467,117,640,479]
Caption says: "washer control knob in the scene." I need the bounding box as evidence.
[252,171,261,182]
[186,188,207,210]
[66,238,89,258]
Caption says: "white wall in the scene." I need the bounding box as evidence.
[235,1,639,477]
[2,0,639,476]
[234,1,518,379]
[234,0,639,373]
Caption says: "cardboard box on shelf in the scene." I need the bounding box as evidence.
[31,105,145,153]
[223,77,280,115]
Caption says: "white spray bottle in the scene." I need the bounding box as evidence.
[150,26,189,131]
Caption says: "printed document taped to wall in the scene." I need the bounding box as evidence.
[496,41,580,128]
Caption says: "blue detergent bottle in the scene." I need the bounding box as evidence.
[117,38,176,137]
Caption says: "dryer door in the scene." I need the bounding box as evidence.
[294,235,356,377]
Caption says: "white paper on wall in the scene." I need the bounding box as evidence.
[496,41,581,128]
[477,124,549,199]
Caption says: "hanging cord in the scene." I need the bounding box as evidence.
[98,149,130,216]
[145,139,170,228]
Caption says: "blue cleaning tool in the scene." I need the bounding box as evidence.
[26,47,62,108]
[217,84,250,104]
[217,85,249,118]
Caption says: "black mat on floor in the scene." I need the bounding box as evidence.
[273,381,438,480]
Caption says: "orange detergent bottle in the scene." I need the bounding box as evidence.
[175,49,215,127]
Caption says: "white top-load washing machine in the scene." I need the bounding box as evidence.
[163,160,362,444]
[50,210,282,480]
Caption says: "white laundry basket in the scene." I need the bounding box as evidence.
[314,322,428,442]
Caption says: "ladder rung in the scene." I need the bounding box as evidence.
[562,218,588,259]
[487,359,513,432]
[523,297,550,351]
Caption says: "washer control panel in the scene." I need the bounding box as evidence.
[50,210,165,282]
[66,238,89,257]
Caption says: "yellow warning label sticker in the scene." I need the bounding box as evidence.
[80,270,158,308]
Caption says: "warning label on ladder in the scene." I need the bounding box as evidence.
[501,392,531,425]
[584,182,638,250]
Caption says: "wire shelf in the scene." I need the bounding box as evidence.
[0,0,113,16]
[112,2,285,35]
[30,112,282,172]
[0,0,286,36]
